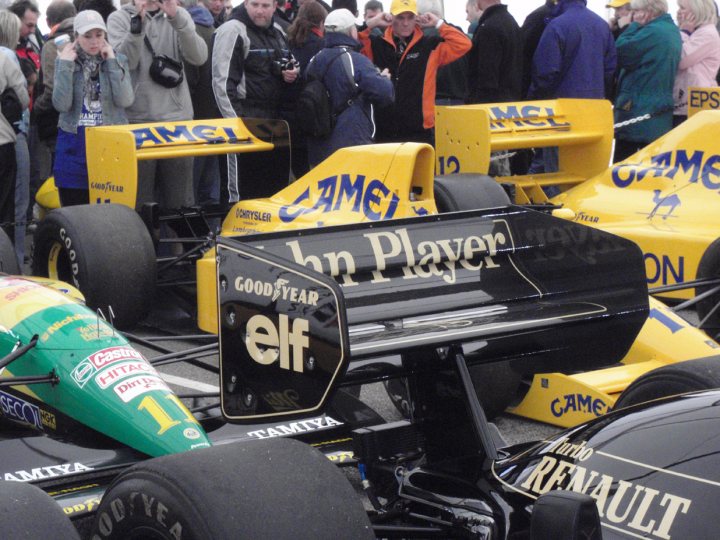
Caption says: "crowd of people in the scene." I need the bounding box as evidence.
[0,0,719,266]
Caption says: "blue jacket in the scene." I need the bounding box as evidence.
[614,14,681,143]
[529,0,616,99]
[305,32,394,166]
[53,54,134,134]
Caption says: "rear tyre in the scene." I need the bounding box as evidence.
[0,480,80,538]
[695,238,720,337]
[384,362,522,421]
[0,228,20,274]
[91,438,373,540]
[32,204,156,329]
[613,356,720,410]
[433,174,511,212]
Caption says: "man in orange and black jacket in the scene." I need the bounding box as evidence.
[358,0,470,146]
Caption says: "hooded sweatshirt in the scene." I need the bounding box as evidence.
[107,3,207,122]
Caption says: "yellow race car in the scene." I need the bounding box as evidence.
[29,115,720,428]
[436,99,720,335]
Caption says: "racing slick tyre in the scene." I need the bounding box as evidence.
[695,238,720,337]
[32,204,156,329]
[90,438,373,540]
[433,173,511,212]
[613,355,720,410]
[0,480,80,539]
[0,228,20,275]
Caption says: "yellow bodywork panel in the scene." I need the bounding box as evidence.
[84,118,274,208]
[197,142,437,332]
[435,99,614,204]
[508,297,719,427]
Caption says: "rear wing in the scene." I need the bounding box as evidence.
[85,117,291,207]
[435,99,613,204]
[216,207,648,423]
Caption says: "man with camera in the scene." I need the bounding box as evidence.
[212,0,299,202]
[107,0,207,211]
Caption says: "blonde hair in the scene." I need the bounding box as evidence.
[682,0,718,25]
[0,9,21,49]
[630,0,668,18]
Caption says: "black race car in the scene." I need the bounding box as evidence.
[0,206,711,539]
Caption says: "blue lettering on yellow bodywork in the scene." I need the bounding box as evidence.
[645,253,684,285]
[648,308,684,334]
[132,124,244,148]
[279,175,400,223]
[611,149,720,190]
[488,105,570,130]
[551,394,607,418]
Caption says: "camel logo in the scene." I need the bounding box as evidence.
[649,189,681,219]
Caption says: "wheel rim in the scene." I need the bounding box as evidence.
[47,241,73,282]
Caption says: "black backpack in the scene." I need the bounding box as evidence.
[296,49,355,138]
[1,87,23,133]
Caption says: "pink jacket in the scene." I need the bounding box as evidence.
[673,23,720,115]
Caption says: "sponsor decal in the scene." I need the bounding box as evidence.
[77,322,114,342]
[574,211,599,224]
[550,394,608,419]
[62,496,102,516]
[95,361,156,389]
[113,375,170,403]
[89,181,124,194]
[183,427,201,440]
[517,438,691,540]
[4,462,93,482]
[234,208,272,222]
[326,451,354,463]
[278,174,401,223]
[246,416,343,439]
[246,314,309,372]
[132,123,246,148]
[645,253,684,286]
[612,149,720,193]
[40,313,97,342]
[3,283,35,302]
[0,390,55,430]
[71,346,146,388]
[263,389,302,411]
[687,87,720,116]
[278,226,506,287]
[488,105,570,131]
[234,276,319,306]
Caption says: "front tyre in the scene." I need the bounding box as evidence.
[32,204,156,329]
[695,238,720,338]
[91,438,373,540]
[0,480,80,538]
[613,356,720,410]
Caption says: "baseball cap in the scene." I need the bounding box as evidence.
[325,9,357,33]
[390,0,417,16]
[605,0,630,7]
[74,10,107,35]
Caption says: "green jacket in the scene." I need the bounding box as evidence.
[614,14,681,143]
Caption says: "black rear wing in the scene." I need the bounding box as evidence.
[216,207,648,423]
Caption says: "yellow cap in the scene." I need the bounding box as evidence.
[606,0,630,7]
[390,0,417,16]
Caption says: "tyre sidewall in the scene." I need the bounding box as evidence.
[92,474,207,540]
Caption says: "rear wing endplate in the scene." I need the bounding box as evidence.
[85,118,289,207]
[435,99,614,204]
[216,207,648,423]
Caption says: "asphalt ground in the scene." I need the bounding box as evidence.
[19,233,699,447]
